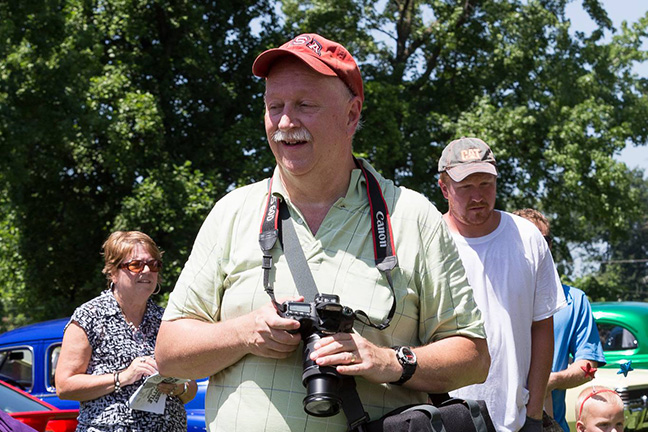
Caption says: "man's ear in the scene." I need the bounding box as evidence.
[438,178,449,200]
[576,420,586,432]
[346,96,362,135]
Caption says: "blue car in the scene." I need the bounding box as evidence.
[0,318,207,431]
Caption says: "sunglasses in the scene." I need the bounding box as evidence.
[119,259,162,273]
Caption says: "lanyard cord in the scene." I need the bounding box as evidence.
[258,159,398,330]
[259,184,282,310]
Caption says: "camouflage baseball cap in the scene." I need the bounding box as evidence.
[438,137,498,182]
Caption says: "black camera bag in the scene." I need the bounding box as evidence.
[358,398,496,432]
[338,377,495,432]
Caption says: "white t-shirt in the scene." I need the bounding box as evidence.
[449,211,565,432]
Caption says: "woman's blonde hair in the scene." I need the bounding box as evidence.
[101,231,163,286]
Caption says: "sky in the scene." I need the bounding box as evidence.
[566,0,648,176]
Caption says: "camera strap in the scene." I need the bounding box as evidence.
[279,198,320,303]
[258,158,398,330]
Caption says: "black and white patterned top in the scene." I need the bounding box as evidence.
[67,290,187,432]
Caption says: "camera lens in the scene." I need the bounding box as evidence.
[301,334,343,417]
[303,373,342,416]
[304,396,341,416]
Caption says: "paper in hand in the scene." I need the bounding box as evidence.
[128,373,190,414]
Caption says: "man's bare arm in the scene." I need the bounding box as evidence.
[527,317,554,419]
[155,302,302,379]
[314,333,490,393]
[407,336,490,392]
[547,359,599,392]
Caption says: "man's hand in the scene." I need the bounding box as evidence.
[519,416,543,432]
[307,332,401,383]
[156,298,303,379]
[546,359,599,392]
[240,299,303,359]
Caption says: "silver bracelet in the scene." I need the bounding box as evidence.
[113,371,121,393]
[177,382,188,397]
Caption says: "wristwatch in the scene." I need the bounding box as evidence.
[390,346,417,385]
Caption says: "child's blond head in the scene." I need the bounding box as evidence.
[575,386,624,431]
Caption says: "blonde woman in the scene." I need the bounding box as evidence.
[56,231,197,432]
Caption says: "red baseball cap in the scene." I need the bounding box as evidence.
[252,33,364,102]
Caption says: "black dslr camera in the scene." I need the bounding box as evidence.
[279,293,356,417]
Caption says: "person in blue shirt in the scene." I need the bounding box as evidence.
[514,209,606,432]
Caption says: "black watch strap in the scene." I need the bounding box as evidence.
[390,346,417,385]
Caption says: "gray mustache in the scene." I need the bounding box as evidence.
[271,129,313,143]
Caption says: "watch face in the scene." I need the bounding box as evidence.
[397,346,416,365]
[391,346,417,385]
[402,347,416,363]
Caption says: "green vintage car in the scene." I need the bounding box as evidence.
[594,301,648,370]
[565,301,648,431]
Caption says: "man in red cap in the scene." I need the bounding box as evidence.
[438,137,566,432]
[156,34,490,431]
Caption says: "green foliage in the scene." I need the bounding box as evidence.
[572,169,648,301]
[0,184,28,332]
[0,0,278,324]
[281,0,648,281]
[1,0,647,327]
[112,161,222,302]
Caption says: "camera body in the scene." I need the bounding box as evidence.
[281,293,355,337]
[279,293,356,417]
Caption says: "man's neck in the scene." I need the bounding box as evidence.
[279,158,355,234]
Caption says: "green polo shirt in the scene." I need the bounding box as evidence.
[164,159,485,432]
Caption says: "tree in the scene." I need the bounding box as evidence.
[0,0,278,323]
[279,0,648,277]
[572,170,648,301]
[2,0,647,326]
[0,182,27,332]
